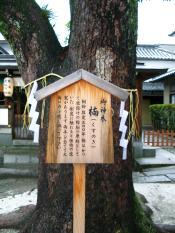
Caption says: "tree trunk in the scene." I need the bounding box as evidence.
[0,1,156,233]
[68,1,137,232]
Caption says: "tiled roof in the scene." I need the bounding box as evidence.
[143,82,164,91]
[137,45,175,60]
[0,42,17,68]
[0,54,17,68]
[0,46,8,55]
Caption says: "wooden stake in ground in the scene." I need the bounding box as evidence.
[73,164,86,233]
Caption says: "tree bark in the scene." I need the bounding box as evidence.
[0,0,63,82]
[0,1,157,233]
[67,1,137,232]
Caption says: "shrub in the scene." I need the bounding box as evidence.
[149,104,175,130]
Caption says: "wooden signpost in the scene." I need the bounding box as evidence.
[35,69,129,233]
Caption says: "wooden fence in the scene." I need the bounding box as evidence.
[144,130,175,147]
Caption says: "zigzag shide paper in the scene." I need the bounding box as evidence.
[28,81,40,143]
[119,101,128,160]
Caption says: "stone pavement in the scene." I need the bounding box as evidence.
[134,147,175,183]
[136,148,175,167]
[133,165,175,183]
[134,147,175,225]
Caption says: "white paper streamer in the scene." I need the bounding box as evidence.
[28,82,38,104]
[29,112,39,131]
[120,101,125,117]
[119,138,128,149]
[122,148,127,160]
[33,124,40,143]
[29,98,37,118]
[119,110,128,132]
[119,101,128,160]
[28,81,39,143]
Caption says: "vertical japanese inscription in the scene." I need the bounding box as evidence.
[57,96,62,149]
[57,96,108,159]
[100,98,107,122]
[52,80,114,164]
[88,98,107,148]
[63,96,68,156]
[81,99,86,156]
[89,106,98,148]
[57,95,88,159]
[75,97,80,156]
[69,96,74,156]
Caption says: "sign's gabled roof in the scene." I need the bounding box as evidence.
[35,69,129,101]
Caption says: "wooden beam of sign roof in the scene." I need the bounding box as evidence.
[35,69,129,101]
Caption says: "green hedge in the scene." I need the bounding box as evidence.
[149,104,175,130]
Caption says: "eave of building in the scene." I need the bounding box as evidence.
[0,54,18,69]
[136,59,175,74]
[145,69,175,83]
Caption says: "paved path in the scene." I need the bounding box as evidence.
[133,165,175,183]
[133,165,175,225]
[134,147,175,225]
[136,148,175,166]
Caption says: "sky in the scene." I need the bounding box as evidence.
[0,0,175,45]
[138,0,175,44]
[36,0,70,45]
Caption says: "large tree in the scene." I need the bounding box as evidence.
[0,1,156,233]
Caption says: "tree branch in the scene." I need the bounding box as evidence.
[0,0,63,83]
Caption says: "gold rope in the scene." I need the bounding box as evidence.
[23,84,31,128]
[24,72,63,88]
[23,73,63,128]
[127,89,140,141]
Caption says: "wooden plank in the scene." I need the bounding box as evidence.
[166,130,169,147]
[173,131,175,146]
[73,164,86,233]
[147,131,150,146]
[145,130,175,147]
[162,130,164,147]
[171,130,173,147]
[35,69,129,101]
[0,84,3,92]
[46,92,58,163]
[157,130,160,147]
[152,130,155,147]
[46,80,114,164]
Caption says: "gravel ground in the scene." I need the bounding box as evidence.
[0,178,37,215]
[0,230,19,233]
[1,176,175,230]
[0,178,37,199]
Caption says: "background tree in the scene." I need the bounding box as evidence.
[0,1,156,233]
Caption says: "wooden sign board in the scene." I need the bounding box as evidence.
[46,80,114,164]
